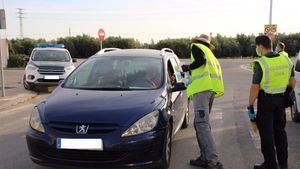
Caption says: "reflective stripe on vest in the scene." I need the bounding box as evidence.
[190,72,222,81]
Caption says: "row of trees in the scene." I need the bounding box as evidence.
[9,33,300,60]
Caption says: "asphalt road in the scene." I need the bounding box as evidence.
[1,59,300,169]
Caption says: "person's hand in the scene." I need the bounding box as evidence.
[247,105,256,121]
[181,65,190,72]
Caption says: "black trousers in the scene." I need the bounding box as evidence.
[257,95,288,169]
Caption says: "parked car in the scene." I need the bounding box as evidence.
[26,48,190,169]
[291,51,300,122]
[23,43,76,90]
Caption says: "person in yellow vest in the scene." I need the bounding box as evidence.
[276,42,289,58]
[181,34,224,169]
[248,36,295,169]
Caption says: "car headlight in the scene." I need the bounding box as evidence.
[29,107,45,133]
[122,111,159,137]
[27,65,37,71]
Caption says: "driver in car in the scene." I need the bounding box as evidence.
[145,66,162,88]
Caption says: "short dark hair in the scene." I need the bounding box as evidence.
[255,35,272,49]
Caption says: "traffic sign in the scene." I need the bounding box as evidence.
[98,28,105,41]
[264,24,277,35]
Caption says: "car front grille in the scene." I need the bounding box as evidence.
[36,79,61,83]
[48,121,119,134]
[38,146,128,162]
[37,66,65,75]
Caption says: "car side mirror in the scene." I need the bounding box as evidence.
[72,58,77,62]
[171,82,186,92]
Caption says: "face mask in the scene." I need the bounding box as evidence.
[256,48,262,56]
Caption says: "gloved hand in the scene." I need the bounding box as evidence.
[247,105,256,122]
[181,65,190,72]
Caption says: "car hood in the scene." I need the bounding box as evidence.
[39,87,166,127]
[30,61,71,68]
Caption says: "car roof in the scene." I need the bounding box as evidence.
[92,49,172,59]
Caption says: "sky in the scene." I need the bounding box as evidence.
[1,0,300,43]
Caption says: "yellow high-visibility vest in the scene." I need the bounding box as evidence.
[187,43,224,98]
[279,50,289,58]
[251,54,292,94]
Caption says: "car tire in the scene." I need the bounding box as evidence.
[23,75,34,91]
[181,99,190,129]
[157,124,172,169]
[291,92,300,122]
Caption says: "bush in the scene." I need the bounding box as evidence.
[152,38,191,58]
[7,54,27,67]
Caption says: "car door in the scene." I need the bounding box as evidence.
[168,57,186,134]
[294,53,300,111]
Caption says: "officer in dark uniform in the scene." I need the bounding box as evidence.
[248,36,296,169]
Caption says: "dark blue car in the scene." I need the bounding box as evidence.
[26,48,190,169]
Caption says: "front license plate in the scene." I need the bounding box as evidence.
[44,75,60,80]
[56,138,103,151]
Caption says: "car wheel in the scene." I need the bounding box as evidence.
[23,75,34,90]
[157,124,172,169]
[291,92,300,122]
[181,99,190,129]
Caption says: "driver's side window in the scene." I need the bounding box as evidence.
[167,60,176,86]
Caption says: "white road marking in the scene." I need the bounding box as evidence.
[240,64,252,72]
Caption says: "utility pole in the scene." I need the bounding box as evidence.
[269,0,273,24]
[69,27,71,37]
[16,8,25,39]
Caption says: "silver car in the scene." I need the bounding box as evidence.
[23,44,76,90]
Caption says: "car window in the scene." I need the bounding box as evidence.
[31,50,71,62]
[170,57,183,82]
[63,56,163,90]
[167,60,176,85]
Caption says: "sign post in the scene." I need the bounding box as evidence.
[0,9,6,97]
[98,28,105,50]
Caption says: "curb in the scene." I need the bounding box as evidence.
[0,92,38,111]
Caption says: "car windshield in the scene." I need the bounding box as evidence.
[31,50,71,62]
[63,56,164,90]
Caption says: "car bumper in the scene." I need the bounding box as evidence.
[26,127,166,168]
[25,68,72,86]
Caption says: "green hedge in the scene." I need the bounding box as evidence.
[8,33,300,59]
[7,54,27,67]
